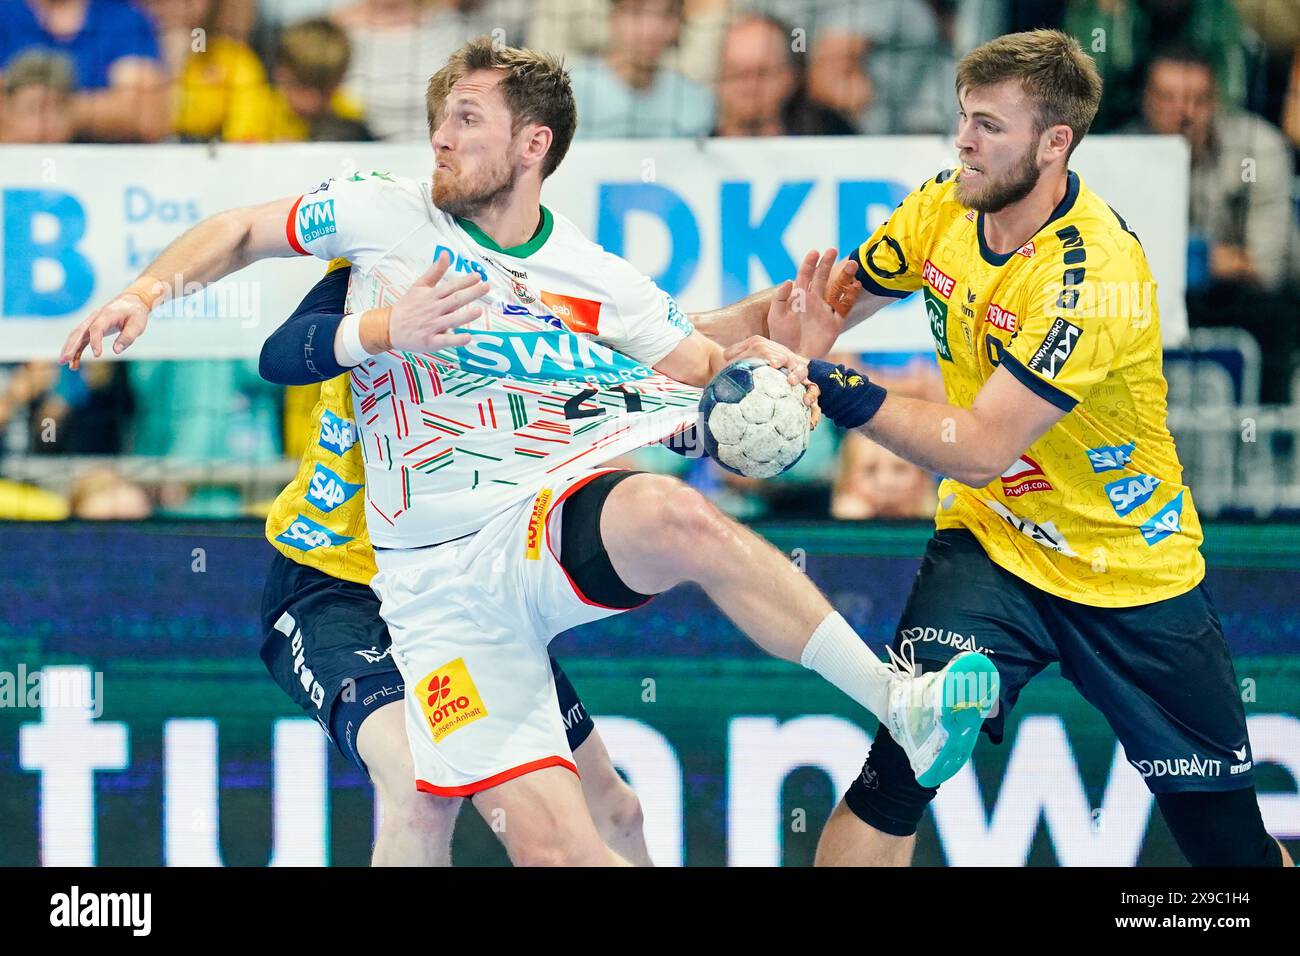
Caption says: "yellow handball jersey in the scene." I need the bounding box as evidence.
[265,260,378,586]
[851,168,1204,607]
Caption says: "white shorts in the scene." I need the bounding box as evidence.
[371,468,642,796]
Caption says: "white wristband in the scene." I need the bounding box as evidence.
[335,312,370,367]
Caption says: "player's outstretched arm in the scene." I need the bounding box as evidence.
[59,196,302,369]
[820,361,1066,486]
[725,337,1065,487]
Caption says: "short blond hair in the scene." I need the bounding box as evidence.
[956,29,1102,157]
[426,37,577,179]
[277,18,352,91]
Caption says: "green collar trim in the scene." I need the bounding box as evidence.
[456,206,553,258]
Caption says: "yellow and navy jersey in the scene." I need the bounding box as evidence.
[851,169,1203,607]
[265,259,378,586]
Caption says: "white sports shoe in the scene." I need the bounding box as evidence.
[884,638,1000,788]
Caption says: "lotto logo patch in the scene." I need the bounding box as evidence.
[418,658,488,743]
[1027,318,1083,379]
[921,259,956,299]
[1000,455,1052,498]
[297,199,336,243]
[540,290,602,335]
[524,488,554,560]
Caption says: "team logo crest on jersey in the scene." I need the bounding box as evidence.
[1000,455,1052,498]
[418,658,487,742]
[1087,442,1136,472]
[524,488,554,560]
[1140,492,1184,545]
[297,200,337,243]
[1105,473,1161,517]
[1016,241,1036,258]
[306,463,363,513]
[512,278,537,305]
[275,513,351,552]
[540,290,602,335]
[1027,318,1083,379]
[317,409,357,456]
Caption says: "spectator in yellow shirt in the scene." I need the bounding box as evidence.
[233,18,373,142]
[145,0,266,140]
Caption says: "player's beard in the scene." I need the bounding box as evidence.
[956,142,1041,213]
[432,153,517,219]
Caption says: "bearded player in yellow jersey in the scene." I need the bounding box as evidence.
[722,30,1292,867]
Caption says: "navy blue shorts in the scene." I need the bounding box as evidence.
[260,551,595,776]
[889,529,1254,793]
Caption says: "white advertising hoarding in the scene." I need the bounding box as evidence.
[0,135,1188,361]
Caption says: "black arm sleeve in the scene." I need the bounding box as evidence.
[258,264,353,385]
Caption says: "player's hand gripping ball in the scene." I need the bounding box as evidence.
[698,358,811,479]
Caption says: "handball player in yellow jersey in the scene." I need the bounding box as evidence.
[723,30,1292,867]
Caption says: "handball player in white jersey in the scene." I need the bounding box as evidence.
[62,39,997,866]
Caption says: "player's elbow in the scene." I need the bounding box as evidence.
[954,446,1021,489]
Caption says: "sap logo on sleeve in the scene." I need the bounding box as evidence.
[1027,318,1083,379]
[1139,492,1184,546]
[1086,442,1136,473]
[306,463,362,513]
[317,409,358,456]
[297,199,337,243]
[275,514,352,552]
[1105,473,1160,517]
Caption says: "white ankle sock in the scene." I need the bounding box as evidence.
[800,611,895,721]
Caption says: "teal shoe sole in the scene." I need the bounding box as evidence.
[915,653,1000,788]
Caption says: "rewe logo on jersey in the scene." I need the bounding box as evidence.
[1000,455,1052,498]
[297,200,336,243]
[418,658,487,743]
[275,513,351,552]
[1105,473,1160,517]
[456,330,651,385]
[539,290,602,334]
[1139,492,1184,545]
[1086,442,1135,473]
[985,302,1018,333]
[922,259,956,299]
[306,463,362,513]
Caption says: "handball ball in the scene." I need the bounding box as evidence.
[698,358,810,479]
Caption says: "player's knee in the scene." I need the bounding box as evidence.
[507,826,609,867]
[637,477,731,557]
[375,780,460,843]
[594,777,644,838]
[842,726,940,837]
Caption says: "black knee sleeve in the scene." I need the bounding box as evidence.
[842,725,939,837]
[1156,787,1283,867]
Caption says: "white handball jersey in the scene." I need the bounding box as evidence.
[286,172,701,548]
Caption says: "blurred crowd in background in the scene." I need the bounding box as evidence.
[2,0,1299,521]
